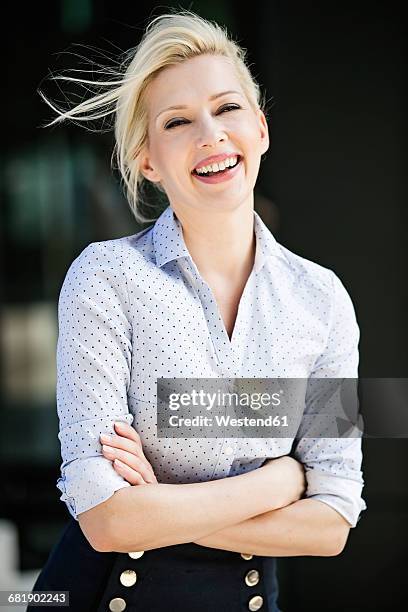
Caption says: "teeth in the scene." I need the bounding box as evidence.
[195,156,239,175]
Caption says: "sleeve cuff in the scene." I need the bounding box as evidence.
[305,468,367,528]
[56,456,131,521]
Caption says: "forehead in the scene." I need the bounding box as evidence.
[146,55,245,112]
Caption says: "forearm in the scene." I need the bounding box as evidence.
[193,498,351,557]
[104,466,285,552]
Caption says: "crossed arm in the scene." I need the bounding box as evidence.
[78,422,351,557]
[192,498,350,557]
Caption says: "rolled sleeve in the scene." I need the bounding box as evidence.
[292,271,367,528]
[55,241,133,520]
[294,435,367,527]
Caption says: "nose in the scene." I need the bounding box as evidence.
[195,113,227,149]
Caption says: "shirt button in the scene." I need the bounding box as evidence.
[241,553,254,560]
[120,569,137,587]
[128,550,144,559]
[109,598,126,612]
[248,594,264,611]
[225,446,234,455]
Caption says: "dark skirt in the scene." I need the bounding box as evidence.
[28,517,281,612]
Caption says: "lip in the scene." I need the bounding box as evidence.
[192,156,243,184]
[192,152,241,172]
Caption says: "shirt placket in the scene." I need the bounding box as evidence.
[177,257,245,477]
[177,257,241,372]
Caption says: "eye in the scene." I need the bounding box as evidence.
[164,118,189,130]
[218,103,241,113]
[164,104,241,130]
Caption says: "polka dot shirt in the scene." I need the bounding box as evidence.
[56,205,366,527]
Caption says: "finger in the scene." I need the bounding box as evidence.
[100,430,156,475]
[103,446,157,483]
[100,434,157,480]
[113,422,142,447]
[113,459,148,486]
[101,433,140,455]
[112,424,150,462]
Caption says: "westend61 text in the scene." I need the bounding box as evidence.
[168,414,289,427]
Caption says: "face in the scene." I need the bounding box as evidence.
[139,54,269,215]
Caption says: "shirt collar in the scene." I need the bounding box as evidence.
[152,205,288,272]
[152,206,190,268]
[252,209,288,272]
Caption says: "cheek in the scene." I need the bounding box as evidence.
[159,141,188,174]
[233,119,262,148]
[152,151,175,180]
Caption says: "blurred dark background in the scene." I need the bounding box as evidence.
[1,0,406,610]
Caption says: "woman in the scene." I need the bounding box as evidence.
[29,10,366,612]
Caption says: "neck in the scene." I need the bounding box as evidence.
[173,202,256,282]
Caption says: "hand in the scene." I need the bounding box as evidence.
[262,456,307,508]
[100,422,158,486]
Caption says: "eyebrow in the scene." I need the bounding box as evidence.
[155,90,243,122]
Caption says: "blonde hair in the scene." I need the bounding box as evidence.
[39,9,267,224]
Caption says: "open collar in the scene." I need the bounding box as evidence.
[152,205,288,272]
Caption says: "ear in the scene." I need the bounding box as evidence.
[138,146,162,183]
[257,109,270,156]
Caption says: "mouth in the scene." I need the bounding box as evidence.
[191,155,243,184]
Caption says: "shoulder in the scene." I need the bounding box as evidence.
[58,226,155,306]
[273,242,357,317]
[62,226,155,284]
[276,242,334,293]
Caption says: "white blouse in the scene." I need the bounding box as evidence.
[56,205,366,527]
